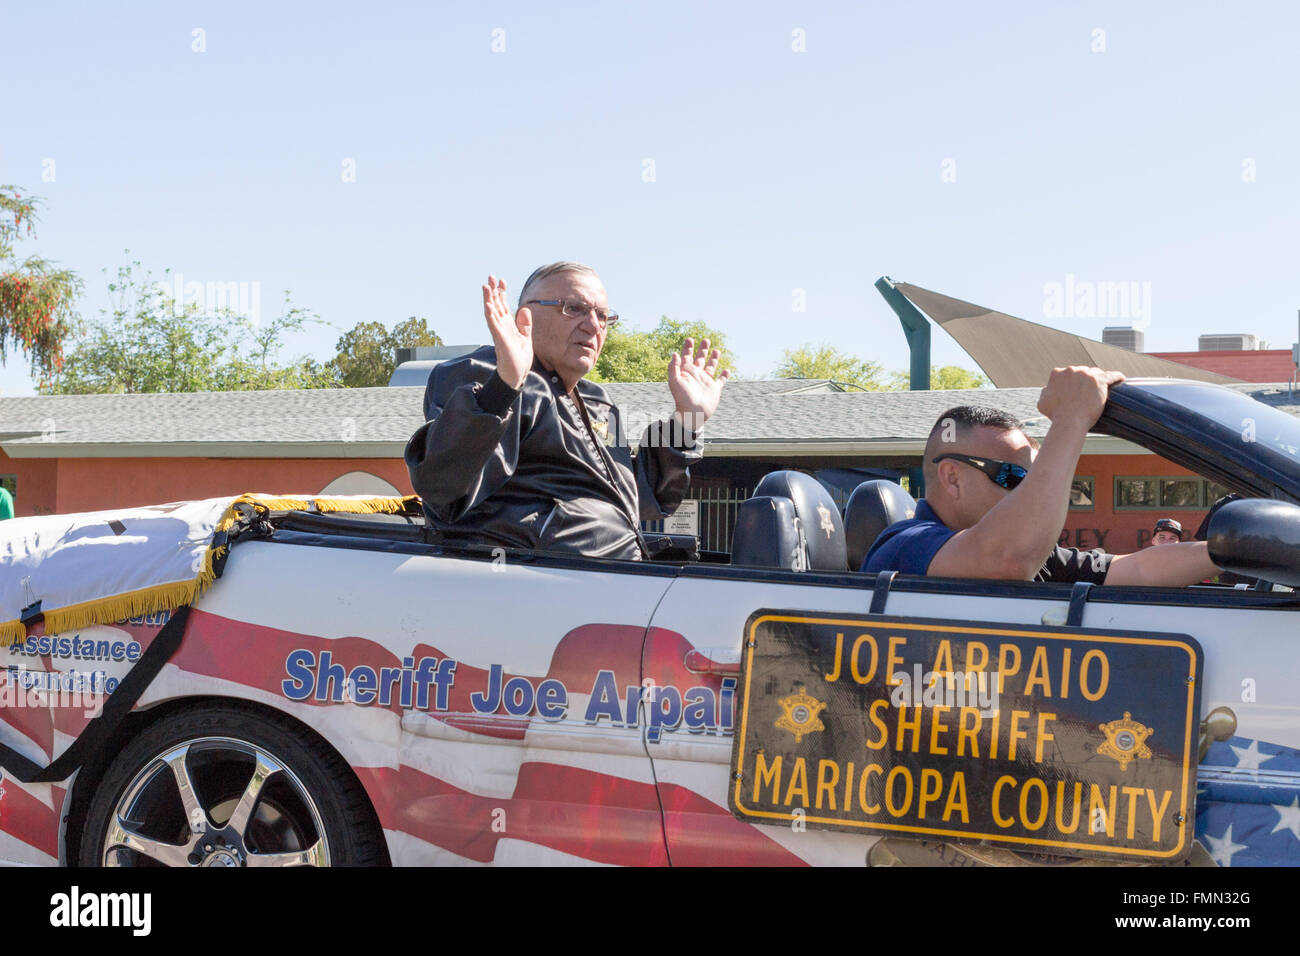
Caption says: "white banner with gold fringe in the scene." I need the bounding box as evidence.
[0,493,417,644]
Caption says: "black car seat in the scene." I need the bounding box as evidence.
[731,496,806,570]
[730,471,848,571]
[845,480,917,571]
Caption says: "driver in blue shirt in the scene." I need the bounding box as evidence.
[863,366,1222,585]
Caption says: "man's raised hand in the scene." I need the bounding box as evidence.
[482,275,532,389]
[1037,366,1126,432]
[668,337,730,433]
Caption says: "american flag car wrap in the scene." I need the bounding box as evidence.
[1,615,169,864]
[1,528,1297,867]
[2,538,796,866]
[141,540,673,867]
[1197,736,1300,866]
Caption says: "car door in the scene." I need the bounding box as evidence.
[643,560,1300,867]
[638,564,1082,865]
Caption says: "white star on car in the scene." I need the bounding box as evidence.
[1203,824,1249,867]
[1271,796,1300,842]
[1229,739,1271,772]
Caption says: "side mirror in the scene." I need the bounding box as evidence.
[1208,498,1300,588]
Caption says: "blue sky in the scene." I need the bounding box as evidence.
[2,1,1297,396]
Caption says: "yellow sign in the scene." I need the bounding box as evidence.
[729,611,1202,862]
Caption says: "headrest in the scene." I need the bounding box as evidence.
[752,470,848,571]
[845,480,917,571]
[730,497,805,570]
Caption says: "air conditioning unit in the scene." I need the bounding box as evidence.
[1102,327,1144,352]
[389,345,485,387]
[1198,334,1260,351]
[393,345,483,366]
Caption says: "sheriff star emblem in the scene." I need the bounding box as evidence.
[1098,712,1154,770]
[591,418,609,441]
[816,503,835,538]
[776,687,827,743]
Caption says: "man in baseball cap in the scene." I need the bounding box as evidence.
[1150,518,1184,546]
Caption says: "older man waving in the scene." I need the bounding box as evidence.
[405,261,729,559]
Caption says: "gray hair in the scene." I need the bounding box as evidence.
[517,261,599,311]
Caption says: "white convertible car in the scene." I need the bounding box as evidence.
[0,379,1296,867]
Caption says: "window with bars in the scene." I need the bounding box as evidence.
[1069,477,1095,509]
[642,485,751,553]
[1114,476,1222,510]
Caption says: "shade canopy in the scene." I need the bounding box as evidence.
[894,282,1240,388]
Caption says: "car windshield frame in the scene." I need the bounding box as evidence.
[1095,380,1300,504]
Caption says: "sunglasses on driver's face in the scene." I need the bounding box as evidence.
[931,453,1028,490]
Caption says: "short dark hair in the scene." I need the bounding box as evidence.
[923,405,1031,488]
[927,405,1025,444]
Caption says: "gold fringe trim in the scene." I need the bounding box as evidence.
[2,493,419,645]
[212,493,419,537]
[2,580,199,646]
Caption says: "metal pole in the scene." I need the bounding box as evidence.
[875,276,931,391]
[1290,309,1298,398]
[875,276,932,497]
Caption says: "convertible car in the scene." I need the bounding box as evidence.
[0,378,1296,867]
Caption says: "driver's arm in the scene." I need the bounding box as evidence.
[1103,541,1220,586]
[926,416,1087,579]
[927,367,1123,580]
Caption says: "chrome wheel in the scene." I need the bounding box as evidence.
[101,736,330,867]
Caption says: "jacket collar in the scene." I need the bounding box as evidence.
[531,355,610,405]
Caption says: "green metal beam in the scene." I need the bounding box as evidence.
[875,275,930,391]
[875,276,931,498]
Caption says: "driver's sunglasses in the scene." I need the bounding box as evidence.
[932,453,1028,490]
[524,298,620,329]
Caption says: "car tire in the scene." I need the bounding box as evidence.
[78,701,386,867]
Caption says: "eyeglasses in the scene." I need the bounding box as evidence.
[932,453,1028,490]
[525,298,620,329]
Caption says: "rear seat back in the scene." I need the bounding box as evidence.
[730,471,848,571]
[730,497,806,570]
[844,479,917,571]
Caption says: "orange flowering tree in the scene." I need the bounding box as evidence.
[0,186,82,383]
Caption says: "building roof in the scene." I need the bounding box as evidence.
[0,379,842,458]
[2,379,1295,459]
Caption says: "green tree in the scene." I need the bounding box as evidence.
[777,344,989,391]
[774,343,890,390]
[929,364,989,390]
[888,364,990,390]
[44,260,334,394]
[329,316,443,388]
[216,299,337,391]
[592,316,736,383]
[0,186,82,383]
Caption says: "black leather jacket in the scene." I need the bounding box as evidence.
[404,346,701,560]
